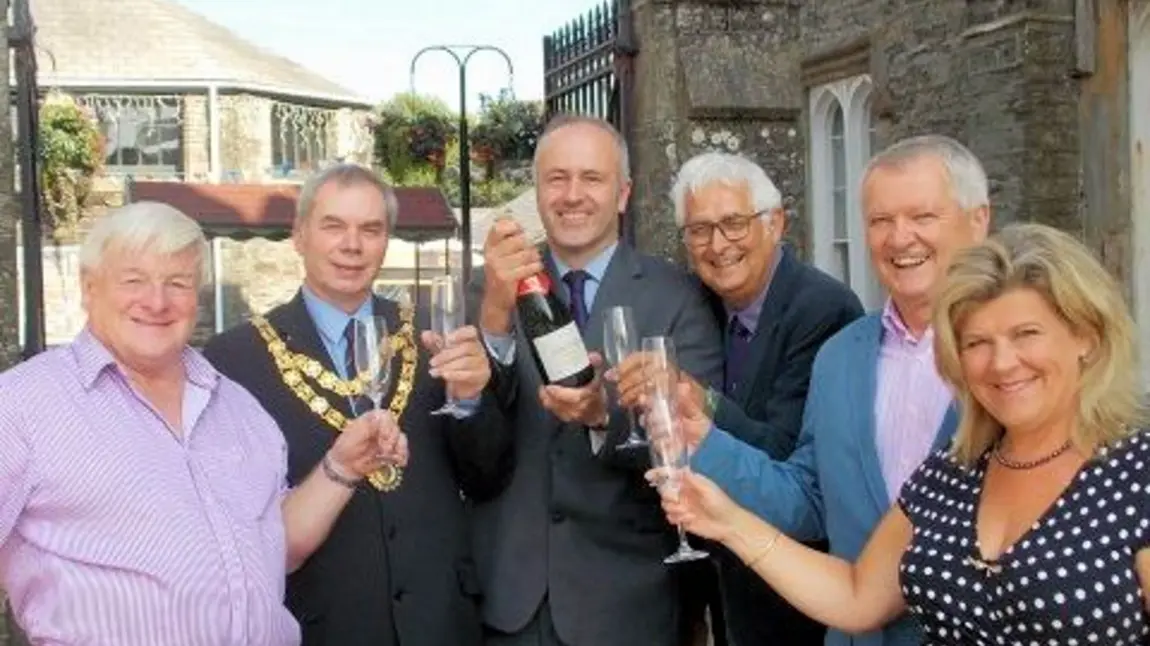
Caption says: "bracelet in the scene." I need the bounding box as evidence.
[321,454,360,490]
[745,529,783,569]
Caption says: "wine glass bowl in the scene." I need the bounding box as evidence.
[602,306,646,450]
[429,274,467,417]
[352,316,393,410]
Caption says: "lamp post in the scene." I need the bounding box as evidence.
[409,45,513,290]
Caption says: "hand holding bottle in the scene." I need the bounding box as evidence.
[480,218,543,334]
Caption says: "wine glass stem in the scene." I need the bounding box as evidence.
[677,525,690,548]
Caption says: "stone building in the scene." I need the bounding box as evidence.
[606,0,1149,383]
[14,0,461,351]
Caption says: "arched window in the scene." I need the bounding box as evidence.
[808,75,881,308]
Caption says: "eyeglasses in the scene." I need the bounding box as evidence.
[678,212,765,248]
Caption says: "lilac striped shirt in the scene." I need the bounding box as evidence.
[874,300,953,503]
[0,329,299,646]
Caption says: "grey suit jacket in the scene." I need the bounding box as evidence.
[461,243,724,646]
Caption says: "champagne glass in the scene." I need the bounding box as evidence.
[429,274,466,416]
[352,316,393,411]
[646,387,710,564]
[640,336,679,401]
[602,306,646,449]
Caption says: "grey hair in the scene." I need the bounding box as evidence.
[863,135,990,211]
[80,201,209,283]
[297,163,399,228]
[669,152,784,226]
[533,113,632,184]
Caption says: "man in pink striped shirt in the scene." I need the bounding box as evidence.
[0,202,406,646]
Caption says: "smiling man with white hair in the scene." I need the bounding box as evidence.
[0,201,403,646]
[614,151,862,646]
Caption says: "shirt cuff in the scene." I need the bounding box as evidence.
[447,398,480,419]
[482,329,516,366]
[589,429,607,455]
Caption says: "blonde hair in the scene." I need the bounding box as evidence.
[933,223,1145,465]
[80,201,209,283]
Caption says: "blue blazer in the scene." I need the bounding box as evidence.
[691,313,958,646]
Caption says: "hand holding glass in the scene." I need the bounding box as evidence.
[646,387,709,564]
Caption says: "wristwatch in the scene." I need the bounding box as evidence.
[703,387,720,418]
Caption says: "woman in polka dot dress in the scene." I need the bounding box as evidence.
[660,223,1150,645]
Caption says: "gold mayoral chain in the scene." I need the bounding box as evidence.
[251,305,418,492]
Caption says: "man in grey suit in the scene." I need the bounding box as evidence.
[463,114,724,646]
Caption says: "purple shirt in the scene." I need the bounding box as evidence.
[874,300,953,503]
[0,329,299,646]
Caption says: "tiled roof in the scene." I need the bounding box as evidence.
[127,181,457,242]
[31,0,371,106]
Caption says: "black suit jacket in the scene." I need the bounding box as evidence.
[461,243,725,646]
[202,292,513,646]
[709,246,864,646]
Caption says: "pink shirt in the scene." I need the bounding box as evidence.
[0,329,299,646]
[874,300,953,503]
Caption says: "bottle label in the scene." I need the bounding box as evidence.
[517,273,552,297]
[531,321,591,382]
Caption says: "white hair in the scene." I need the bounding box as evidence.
[670,152,783,226]
[79,201,209,283]
[297,163,400,228]
[863,135,990,211]
[533,114,632,184]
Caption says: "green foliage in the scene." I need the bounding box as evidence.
[471,89,544,163]
[38,93,103,235]
[371,90,543,208]
[372,93,456,185]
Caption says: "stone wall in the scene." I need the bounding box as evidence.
[627,0,1131,287]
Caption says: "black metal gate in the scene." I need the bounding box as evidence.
[541,0,637,239]
[8,0,46,361]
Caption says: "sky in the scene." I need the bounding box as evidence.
[172,0,605,110]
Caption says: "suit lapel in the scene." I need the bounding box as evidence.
[584,245,640,352]
[732,247,797,406]
[851,315,891,512]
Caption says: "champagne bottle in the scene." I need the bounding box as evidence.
[516,272,595,387]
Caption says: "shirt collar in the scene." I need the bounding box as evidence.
[550,242,618,284]
[72,326,219,391]
[724,244,783,335]
[301,285,374,346]
[881,298,933,345]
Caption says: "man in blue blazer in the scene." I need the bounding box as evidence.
[651,152,863,646]
[686,135,992,646]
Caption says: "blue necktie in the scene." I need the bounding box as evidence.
[563,270,590,333]
[725,316,753,395]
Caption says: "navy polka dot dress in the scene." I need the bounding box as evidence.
[897,431,1150,645]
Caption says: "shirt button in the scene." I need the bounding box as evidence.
[393,589,406,602]
[551,511,565,523]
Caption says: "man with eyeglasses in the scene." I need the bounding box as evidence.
[618,151,861,645]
